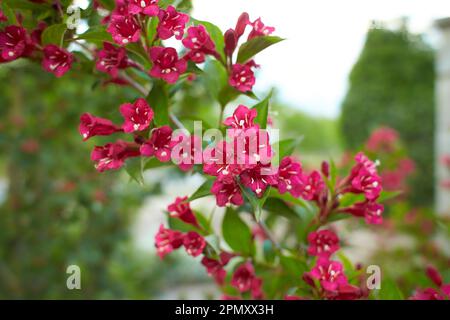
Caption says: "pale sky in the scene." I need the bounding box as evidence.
[192,0,450,118]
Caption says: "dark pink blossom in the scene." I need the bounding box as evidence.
[224,29,238,57]
[410,288,445,300]
[240,163,277,197]
[342,201,384,225]
[307,229,340,258]
[0,25,29,61]
[201,256,226,285]
[157,5,189,40]
[251,277,264,299]
[182,25,216,63]
[79,113,122,141]
[30,21,47,47]
[275,157,303,196]
[211,179,244,207]
[298,170,325,201]
[326,283,363,300]
[96,42,129,77]
[350,167,382,201]
[426,266,443,287]
[42,45,74,77]
[309,258,348,292]
[154,224,184,259]
[112,0,130,17]
[171,133,203,171]
[231,262,255,292]
[0,10,7,23]
[366,126,399,153]
[91,140,140,172]
[107,15,141,45]
[167,196,199,227]
[229,61,257,93]
[140,126,174,162]
[183,231,206,257]
[149,46,187,84]
[203,141,241,183]
[128,0,159,16]
[235,12,250,38]
[119,98,154,133]
[248,18,275,40]
[231,128,273,166]
[224,105,258,131]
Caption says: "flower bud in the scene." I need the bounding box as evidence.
[224,28,238,57]
[321,161,330,178]
[235,12,249,38]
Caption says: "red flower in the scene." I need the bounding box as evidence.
[223,105,258,131]
[211,179,244,207]
[107,15,141,45]
[140,126,174,162]
[79,113,122,141]
[251,277,264,299]
[229,61,257,93]
[275,157,303,196]
[91,140,140,172]
[298,170,325,201]
[0,10,7,23]
[326,283,362,300]
[182,25,216,63]
[426,266,443,287]
[235,12,250,39]
[231,262,255,292]
[119,98,154,133]
[350,167,382,201]
[342,201,384,225]
[240,163,277,197]
[167,196,199,227]
[154,224,184,259]
[201,256,226,285]
[157,5,189,40]
[42,45,74,77]
[149,46,187,84]
[128,0,159,16]
[203,141,241,183]
[112,0,130,17]
[172,133,203,171]
[96,42,129,77]
[248,17,275,40]
[0,25,29,61]
[410,288,445,300]
[30,21,47,47]
[309,258,348,292]
[307,229,340,258]
[183,231,206,257]
[224,29,238,57]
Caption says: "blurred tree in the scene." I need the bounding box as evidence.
[340,25,435,205]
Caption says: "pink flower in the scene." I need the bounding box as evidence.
[352,152,378,175]
[240,163,277,197]
[326,283,362,300]
[96,42,129,77]
[224,105,258,131]
[172,134,203,171]
[119,98,154,133]
[307,229,340,258]
[309,258,348,292]
[251,277,264,299]
[157,5,189,40]
[248,18,275,40]
[0,10,7,23]
[140,126,174,162]
[231,262,255,292]
[235,12,250,38]
[410,288,444,300]
[231,128,273,166]
[30,21,47,47]
[42,45,74,77]
[107,15,141,45]
[154,224,184,259]
[275,157,303,196]
[183,231,206,257]
[149,46,187,84]
[0,25,29,61]
[366,127,399,153]
[112,0,130,17]
[91,140,140,172]
[343,201,384,225]
[426,266,443,287]
[224,29,238,57]
[79,113,122,141]
[211,179,244,207]
[203,141,241,183]
[201,256,226,285]
[229,61,257,93]
[128,0,159,16]
[350,167,382,201]
[182,25,216,63]
[298,171,325,201]
[167,196,199,227]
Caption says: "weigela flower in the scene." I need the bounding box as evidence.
[235,12,250,38]
[96,42,129,77]
[107,15,141,45]
[224,29,238,57]
[203,141,241,183]
[128,0,159,16]
[119,98,154,133]
[171,133,203,171]
[0,10,7,23]
[211,179,244,207]
[309,258,348,292]
[240,163,277,197]
[224,105,258,131]
[149,46,187,84]
[140,125,174,162]
[248,18,275,40]
[251,277,264,299]
[79,113,122,141]
[326,283,362,300]
[167,196,199,227]
[30,21,47,47]
[229,61,257,93]
[182,25,216,63]
[201,256,226,285]
[91,140,140,172]
[350,168,382,201]
[275,157,303,196]
[42,45,74,77]
[426,266,443,287]
[307,229,340,258]
[154,224,184,259]
[157,5,189,40]
[0,25,30,61]
[231,262,256,292]
[183,231,206,257]
[298,170,325,201]
[366,127,399,153]
[410,288,445,300]
[343,201,384,225]
[231,128,273,166]
[112,0,130,17]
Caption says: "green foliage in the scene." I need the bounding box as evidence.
[340,26,435,205]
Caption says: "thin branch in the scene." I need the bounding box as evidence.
[120,72,148,96]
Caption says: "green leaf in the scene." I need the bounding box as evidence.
[189,177,215,202]
[203,60,227,101]
[222,207,254,256]
[146,17,159,43]
[76,25,112,42]
[239,183,270,221]
[147,81,169,126]
[4,0,48,10]
[268,188,312,212]
[42,24,67,46]
[263,240,276,264]
[125,157,144,185]
[191,18,225,61]
[168,215,197,233]
[97,0,115,10]
[280,255,308,277]
[274,137,304,160]
[237,36,284,63]
[143,157,170,171]
[379,278,404,300]
[1,2,17,25]
[263,198,300,221]
[378,190,402,203]
[252,90,273,129]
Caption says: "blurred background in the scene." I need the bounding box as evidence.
[0,0,449,298]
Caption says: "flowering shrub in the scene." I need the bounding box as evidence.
[1,0,448,300]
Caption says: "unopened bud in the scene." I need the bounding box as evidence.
[224,29,238,57]
[235,12,249,38]
[321,161,330,178]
